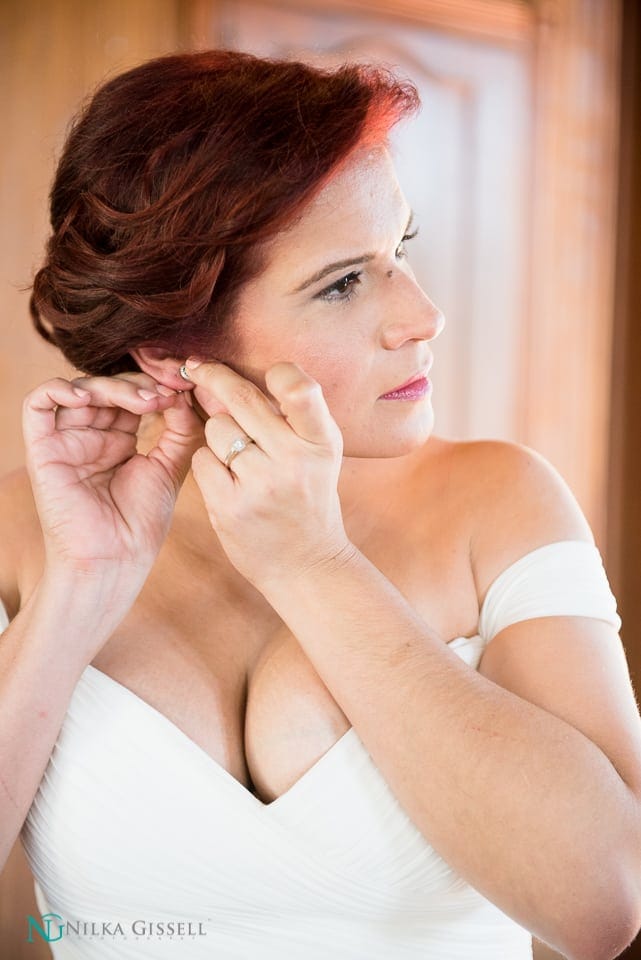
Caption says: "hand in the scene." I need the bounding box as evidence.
[22,372,203,586]
[186,359,355,591]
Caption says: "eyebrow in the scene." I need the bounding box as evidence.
[291,209,415,294]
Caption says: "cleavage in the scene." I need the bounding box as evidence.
[243,627,352,805]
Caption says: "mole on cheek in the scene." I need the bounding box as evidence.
[386,270,393,278]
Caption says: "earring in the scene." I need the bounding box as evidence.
[179,364,191,381]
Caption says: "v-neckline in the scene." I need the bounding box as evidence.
[80,663,358,811]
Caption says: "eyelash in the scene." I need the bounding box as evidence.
[316,227,420,305]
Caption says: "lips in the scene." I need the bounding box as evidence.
[381,361,432,396]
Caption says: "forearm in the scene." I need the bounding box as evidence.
[261,546,640,957]
[0,570,127,874]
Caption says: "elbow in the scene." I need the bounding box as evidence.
[566,918,640,960]
[563,865,641,960]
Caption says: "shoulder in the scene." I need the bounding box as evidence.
[423,436,594,604]
[0,467,44,620]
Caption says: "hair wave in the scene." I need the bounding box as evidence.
[30,49,420,375]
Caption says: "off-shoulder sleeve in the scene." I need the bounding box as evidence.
[478,540,622,644]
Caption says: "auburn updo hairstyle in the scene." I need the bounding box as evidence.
[29,49,419,376]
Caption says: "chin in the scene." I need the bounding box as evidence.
[336,401,435,459]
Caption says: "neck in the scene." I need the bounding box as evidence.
[170,443,425,571]
[337,447,424,522]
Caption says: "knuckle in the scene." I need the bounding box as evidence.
[22,387,38,409]
[117,372,158,389]
[204,413,225,441]
[23,378,65,407]
[208,411,229,425]
[229,381,258,406]
[287,380,321,403]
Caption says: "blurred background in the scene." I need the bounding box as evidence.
[0,0,639,956]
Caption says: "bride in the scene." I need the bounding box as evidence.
[0,49,639,959]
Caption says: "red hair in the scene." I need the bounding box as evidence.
[30,50,419,375]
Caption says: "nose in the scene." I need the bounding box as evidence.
[380,272,446,349]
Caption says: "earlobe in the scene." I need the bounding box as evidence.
[130,344,195,391]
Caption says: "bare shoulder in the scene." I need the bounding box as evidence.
[0,468,44,619]
[423,436,594,603]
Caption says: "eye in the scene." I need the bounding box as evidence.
[316,270,363,304]
[395,227,419,259]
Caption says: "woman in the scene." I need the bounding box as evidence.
[0,50,639,959]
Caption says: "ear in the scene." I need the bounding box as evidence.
[130,344,195,392]
[131,344,233,419]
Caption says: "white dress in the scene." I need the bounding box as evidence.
[1,540,621,958]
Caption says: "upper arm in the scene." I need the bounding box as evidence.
[467,440,641,798]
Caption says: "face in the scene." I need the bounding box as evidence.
[198,145,445,459]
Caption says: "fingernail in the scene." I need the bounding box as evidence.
[185,357,202,370]
[156,384,176,397]
[137,388,157,400]
[73,387,90,398]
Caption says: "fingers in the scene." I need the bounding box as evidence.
[68,374,178,409]
[23,378,94,447]
[186,360,337,454]
[145,393,205,493]
[203,413,263,475]
[23,375,178,446]
[55,404,140,433]
[264,362,339,447]
[191,445,235,515]
[182,359,297,453]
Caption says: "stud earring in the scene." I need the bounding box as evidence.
[179,364,191,381]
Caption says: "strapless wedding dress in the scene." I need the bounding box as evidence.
[1,540,620,958]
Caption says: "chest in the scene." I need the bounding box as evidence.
[89,490,479,806]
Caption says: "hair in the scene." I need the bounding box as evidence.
[29,49,420,376]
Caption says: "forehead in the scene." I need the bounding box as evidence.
[262,146,407,264]
[310,145,403,220]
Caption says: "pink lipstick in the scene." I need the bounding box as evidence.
[379,370,432,401]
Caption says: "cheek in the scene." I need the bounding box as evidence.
[229,303,368,410]
[296,352,356,406]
